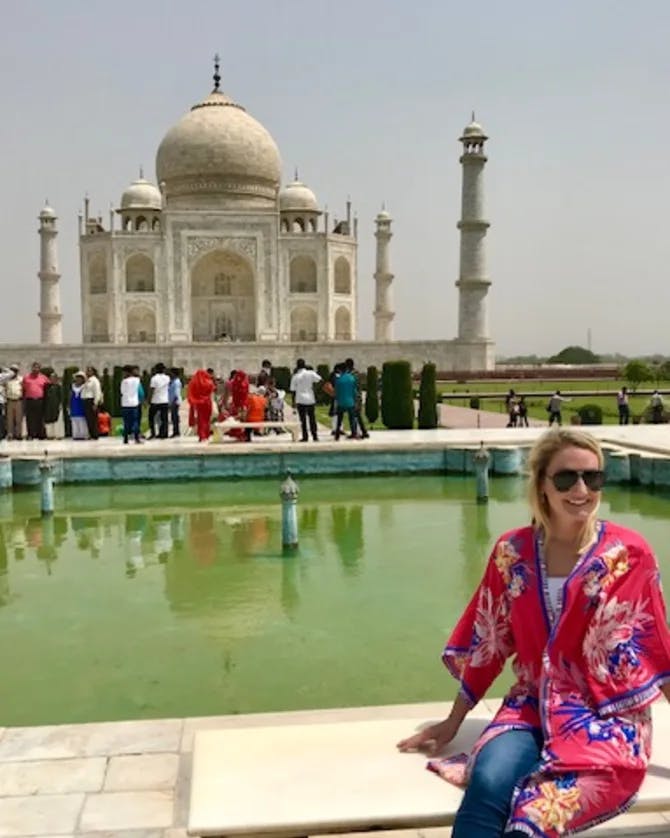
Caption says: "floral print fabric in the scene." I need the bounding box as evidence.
[429,522,670,836]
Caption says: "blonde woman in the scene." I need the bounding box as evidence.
[398,428,670,837]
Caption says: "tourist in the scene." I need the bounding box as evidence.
[23,361,50,440]
[256,359,273,388]
[120,365,142,444]
[266,379,286,430]
[397,428,670,837]
[81,366,102,440]
[334,363,357,441]
[4,364,23,440]
[187,369,216,442]
[546,389,568,426]
[225,370,250,440]
[69,372,88,440]
[168,368,182,438]
[649,389,664,424]
[346,358,369,439]
[326,363,343,435]
[517,395,529,428]
[148,362,170,439]
[43,370,63,439]
[617,385,630,425]
[0,365,16,440]
[505,389,517,427]
[244,387,268,441]
[290,358,321,442]
[96,405,112,437]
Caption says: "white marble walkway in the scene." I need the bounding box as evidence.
[1,703,670,837]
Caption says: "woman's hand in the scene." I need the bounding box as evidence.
[396,716,460,756]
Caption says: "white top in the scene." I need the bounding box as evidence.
[289,369,321,405]
[546,576,567,613]
[150,372,170,404]
[120,376,141,408]
[81,375,102,404]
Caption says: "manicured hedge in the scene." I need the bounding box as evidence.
[576,403,603,425]
[365,366,379,424]
[417,363,438,429]
[272,366,291,392]
[381,361,414,429]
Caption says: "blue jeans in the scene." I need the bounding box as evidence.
[453,728,542,838]
[122,406,140,442]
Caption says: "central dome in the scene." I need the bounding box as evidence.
[156,88,281,208]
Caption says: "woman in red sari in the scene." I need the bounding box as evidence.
[398,428,670,837]
[187,369,215,441]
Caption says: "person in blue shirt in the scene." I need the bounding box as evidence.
[334,363,358,440]
[168,368,183,437]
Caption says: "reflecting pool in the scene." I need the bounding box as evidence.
[1,476,669,726]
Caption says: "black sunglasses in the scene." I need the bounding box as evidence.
[548,469,605,492]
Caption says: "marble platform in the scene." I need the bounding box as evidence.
[2,702,670,837]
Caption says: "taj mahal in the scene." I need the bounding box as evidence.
[26,61,494,373]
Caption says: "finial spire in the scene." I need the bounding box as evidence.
[139,165,144,179]
[471,110,475,122]
[294,166,299,181]
[213,53,221,92]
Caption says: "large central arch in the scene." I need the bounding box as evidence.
[191,249,255,341]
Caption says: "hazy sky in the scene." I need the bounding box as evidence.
[2,0,668,357]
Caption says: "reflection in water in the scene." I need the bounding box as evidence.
[1,475,670,727]
[331,506,364,574]
[0,528,7,606]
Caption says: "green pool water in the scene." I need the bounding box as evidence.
[1,476,669,727]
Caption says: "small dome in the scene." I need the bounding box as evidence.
[461,118,487,141]
[120,177,162,210]
[156,88,281,208]
[39,203,56,219]
[279,178,319,213]
[376,209,391,221]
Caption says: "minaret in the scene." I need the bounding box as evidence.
[38,203,63,344]
[456,116,490,342]
[373,208,394,341]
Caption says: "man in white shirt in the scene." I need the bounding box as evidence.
[81,366,103,440]
[120,365,142,444]
[149,363,171,439]
[289,358,321,442]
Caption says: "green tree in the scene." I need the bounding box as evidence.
[381,361,414,429]
[547,346,601,364]
[622,360,652,391]
[417,363,438,429]
[365,366,379,424]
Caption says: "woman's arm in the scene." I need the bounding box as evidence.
[396,693,470,755]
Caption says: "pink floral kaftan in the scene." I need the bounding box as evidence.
[429,521,670,836]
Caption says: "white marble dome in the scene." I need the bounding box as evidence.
[279,178,319,213]
[156,89,281,207]
[39,204,56,219]
[461,118,487,139]
[120,176,162,210]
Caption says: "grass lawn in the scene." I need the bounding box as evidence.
[438,379,658,425]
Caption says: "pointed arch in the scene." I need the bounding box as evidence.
[334,306,351,340]
[191,249,255,341]
[334,257,351,294]
[126,254,155,292]
[127,306,156,343]
[289,255,317,293]
[290,306,317,342]
[88,253,107,294]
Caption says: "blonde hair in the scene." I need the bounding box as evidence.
[527,428,604,552]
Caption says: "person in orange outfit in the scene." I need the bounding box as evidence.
[244,389,268,441]
[187,369,215,441]
[97,406,112,437]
